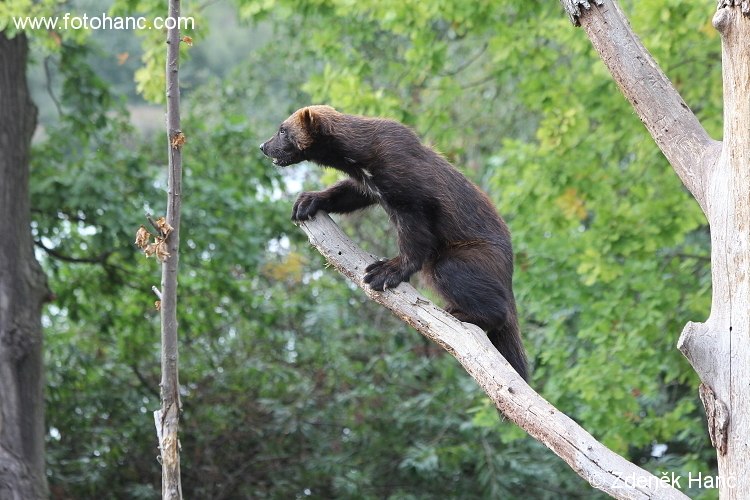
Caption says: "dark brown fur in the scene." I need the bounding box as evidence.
[261,105,529,380]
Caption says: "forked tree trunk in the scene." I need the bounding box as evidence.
[0,32,49,499]
[561,0,750,497]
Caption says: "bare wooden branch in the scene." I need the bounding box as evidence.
[155,1,184,498]
[146,213,162,234]
[559,0,720,213]
[297,213,687,499]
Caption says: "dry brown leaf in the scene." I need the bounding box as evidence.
[170,131,186,149]
[181,35,193,46]
[155,239,171,262]
[155,300,161,311]
[135,225,151,249]
[155,216,173,237]
[144,242,158,258]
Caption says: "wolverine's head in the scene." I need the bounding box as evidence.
[260,105,338,167]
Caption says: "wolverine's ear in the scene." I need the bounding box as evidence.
[299,105,336,135]
[299,108,316,130]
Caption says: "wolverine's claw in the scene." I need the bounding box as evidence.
[291,192,322,221]
[364,259,386,274]
[363,258,406,291]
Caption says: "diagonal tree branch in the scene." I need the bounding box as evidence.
[297,213,687,500]
[559,0,720,213]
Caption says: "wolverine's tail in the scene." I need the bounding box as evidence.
[487,322,529,381]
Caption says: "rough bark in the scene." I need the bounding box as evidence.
[154,2,184,498]
[560,0,603,25]
[0,32,49,499]
[678,5,750,497]
[297,213,687,500]
[561,0,750,497]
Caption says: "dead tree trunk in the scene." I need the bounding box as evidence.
[561,0,750,497]
[680,4,750,496]
[0,32,50,500]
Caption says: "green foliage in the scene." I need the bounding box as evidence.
[28,0,723,498]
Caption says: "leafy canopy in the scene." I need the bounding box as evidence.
[19,0,722,497]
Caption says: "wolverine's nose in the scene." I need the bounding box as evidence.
[259,142,266,154]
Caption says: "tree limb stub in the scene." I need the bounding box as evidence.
[560,0,720,214]
[677,321,718,387]
[679,321,731,456]
[297,213,688,499]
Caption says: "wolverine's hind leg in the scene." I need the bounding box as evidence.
[429,252,513,330]
[428,250,529,380]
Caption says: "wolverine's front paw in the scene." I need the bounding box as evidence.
[364,257,409,291]
[292,192,324,221]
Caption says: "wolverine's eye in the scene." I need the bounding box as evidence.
[279,127,287,135]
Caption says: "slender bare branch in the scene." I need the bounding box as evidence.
[155,1,184,498]
[297,213,688,500]
[559,0,720,213]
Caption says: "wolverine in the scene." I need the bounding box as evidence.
[260,105,529,380]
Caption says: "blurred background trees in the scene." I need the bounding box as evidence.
[8,0,721,497]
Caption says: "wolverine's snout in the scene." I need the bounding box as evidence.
[259,142,266,154]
